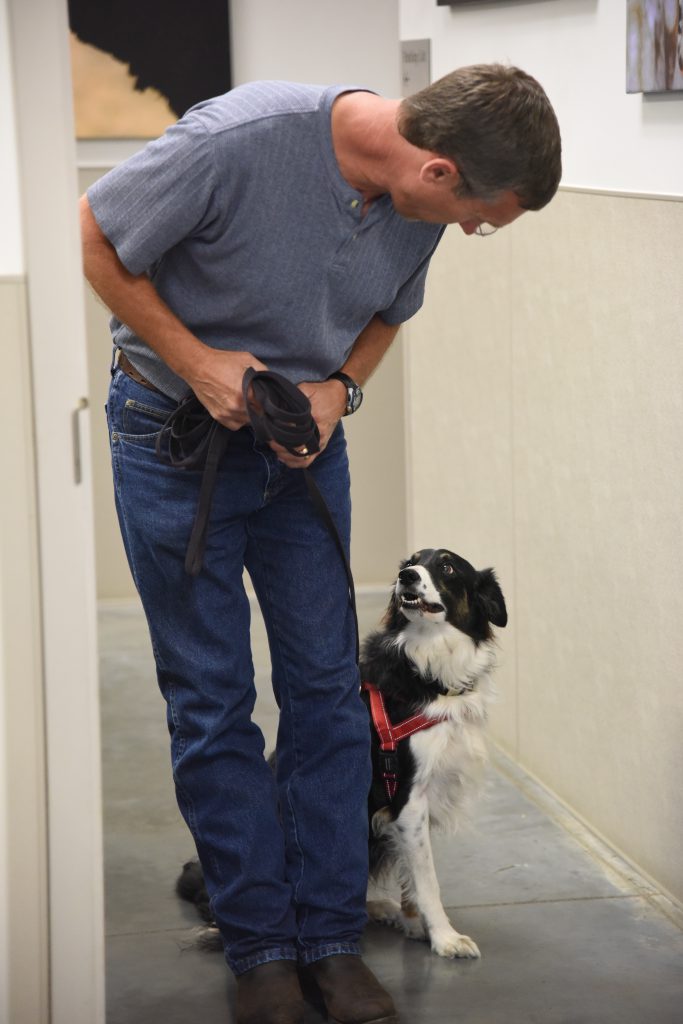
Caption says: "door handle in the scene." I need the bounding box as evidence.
[71,397,89,485]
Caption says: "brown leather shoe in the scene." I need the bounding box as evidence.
[305,954,398,1024]
[235,960,305,1024]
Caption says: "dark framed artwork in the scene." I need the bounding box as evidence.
[68,0,232,138]
[626,0,683,92]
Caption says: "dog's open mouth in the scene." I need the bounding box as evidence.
[399,592,444,614]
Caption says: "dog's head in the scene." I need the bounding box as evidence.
[387,548,507,644]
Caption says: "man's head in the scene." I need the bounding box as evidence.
[397,63,562,213]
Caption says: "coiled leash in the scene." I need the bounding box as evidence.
[155,369,359,662]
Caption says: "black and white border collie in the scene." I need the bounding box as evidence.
[362,548,506,959]
[176,548,506,960]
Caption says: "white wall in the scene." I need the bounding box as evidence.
[230,0,400,93]
[0,0,23,274]
[400,0,683,196]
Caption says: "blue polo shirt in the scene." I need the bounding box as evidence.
[88,81,445,400]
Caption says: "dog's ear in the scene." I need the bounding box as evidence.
[474,568,507,628]
[382,585,404,631]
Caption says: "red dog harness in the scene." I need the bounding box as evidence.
[362,682,447,802]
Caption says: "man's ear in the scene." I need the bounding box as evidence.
[419,157,460,186]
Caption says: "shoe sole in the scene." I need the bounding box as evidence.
[329,1018,398,1024]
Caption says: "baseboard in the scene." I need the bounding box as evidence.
[492,746,683,931]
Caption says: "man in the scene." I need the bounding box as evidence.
[81,64,561,1024]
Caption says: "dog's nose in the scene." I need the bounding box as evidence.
[398,568,420,587]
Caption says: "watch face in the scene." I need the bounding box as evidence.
[349,387,363,414]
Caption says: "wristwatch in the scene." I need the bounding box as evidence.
[327,371,363,416]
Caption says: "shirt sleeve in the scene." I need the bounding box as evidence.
[378,225,446,325]
[86,113,217,277]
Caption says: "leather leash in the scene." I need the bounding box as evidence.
[155,369,359,663]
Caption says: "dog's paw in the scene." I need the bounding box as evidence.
[367,898,402,928]
[367,899,427,941]
[429,927,481,959]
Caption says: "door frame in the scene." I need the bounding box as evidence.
[7,0,105,1021]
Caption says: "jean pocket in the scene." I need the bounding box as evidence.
[118,395,174,448]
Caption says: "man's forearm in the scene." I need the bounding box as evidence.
[340,314,401,386]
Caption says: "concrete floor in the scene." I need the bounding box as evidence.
[100,593,683,1024]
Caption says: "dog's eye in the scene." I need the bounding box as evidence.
[442,563,454,575]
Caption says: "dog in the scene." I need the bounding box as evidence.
[362,547,506,959]
[176,547,506,960]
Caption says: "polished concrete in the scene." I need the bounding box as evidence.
[100,593,683,1024]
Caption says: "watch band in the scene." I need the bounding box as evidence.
[327,371,363,416]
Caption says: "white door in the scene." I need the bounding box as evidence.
[7,0,105,1021]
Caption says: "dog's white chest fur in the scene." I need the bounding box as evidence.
[395,621,497,830]
[409,704,489,831]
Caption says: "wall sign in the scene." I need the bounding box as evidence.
[401,39,432,98]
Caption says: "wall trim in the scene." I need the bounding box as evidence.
[76,139,148,169]
[493,746,683,932]
[560,184,683,203]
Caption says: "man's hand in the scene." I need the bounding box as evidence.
[270,378,347,469]
[186,348,269,430]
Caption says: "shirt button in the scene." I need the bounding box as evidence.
[350,199,359,209]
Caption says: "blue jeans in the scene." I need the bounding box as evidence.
[106,367,372,974]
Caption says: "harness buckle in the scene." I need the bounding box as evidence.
[379,750,399,777]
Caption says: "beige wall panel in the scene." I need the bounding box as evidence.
[344,337,408,585]
[404,228,518,752]
[79,168,407,597]
[405,190,683,903]
[511,191,683,901]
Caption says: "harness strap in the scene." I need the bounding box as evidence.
[362,682,445,802]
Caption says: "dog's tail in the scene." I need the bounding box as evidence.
[176,859,223,952]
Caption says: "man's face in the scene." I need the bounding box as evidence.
[393,183,525,233]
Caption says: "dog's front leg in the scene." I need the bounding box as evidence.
[397,794,480,959]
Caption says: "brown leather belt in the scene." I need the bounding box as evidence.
[116,349,162,393]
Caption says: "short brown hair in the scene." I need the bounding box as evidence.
[398,64,562,211]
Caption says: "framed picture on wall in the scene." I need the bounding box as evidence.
[626,0,683,92]
[68,0,232,138]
